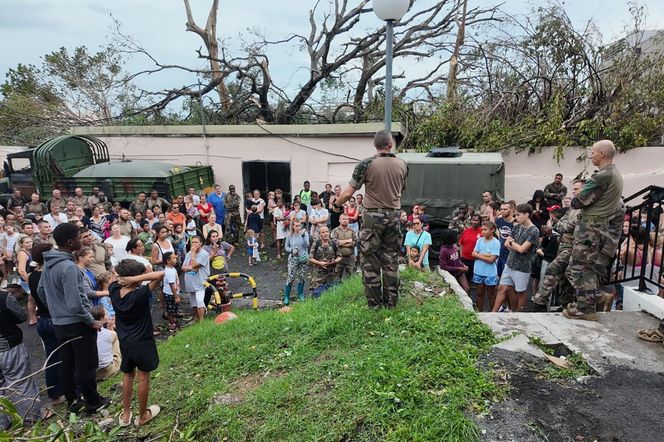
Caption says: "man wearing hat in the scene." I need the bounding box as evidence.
[224,185,242,244]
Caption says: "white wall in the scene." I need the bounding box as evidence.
[503,146,664,204]
[97,134,375,196]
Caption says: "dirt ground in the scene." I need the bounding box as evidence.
[477,347,664,442]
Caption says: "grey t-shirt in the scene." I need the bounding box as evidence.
[183,249,210,292]
[506,224,540,273]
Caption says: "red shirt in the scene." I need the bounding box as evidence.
[458,226,482,260]
[166,211,186,227]
[197,203,213,223]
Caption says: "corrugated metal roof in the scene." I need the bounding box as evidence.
[70,122,404,137]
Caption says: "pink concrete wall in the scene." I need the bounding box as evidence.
[95,135,662,206]
[503,146,664,203]
[98,135,375,196]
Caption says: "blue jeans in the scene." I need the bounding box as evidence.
[36,317,63,399]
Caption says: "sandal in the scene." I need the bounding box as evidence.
[118,411,132,427]
[562,304,598,321]
[134,405,160,427]
[41,408,55,421]
[637,329,664,342]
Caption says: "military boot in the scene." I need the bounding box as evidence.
[297,282,306,302]
[596,291,614,312]
[563,290,598,321]
[283,284,292,306]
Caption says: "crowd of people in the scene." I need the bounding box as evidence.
[0,179,372,428]
[433,170,663,315]
[1,135,662,430]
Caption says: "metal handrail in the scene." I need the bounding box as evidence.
[611,185,663,292]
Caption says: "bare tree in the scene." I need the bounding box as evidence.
[446,0,467,100]
[120,0,497,125]
[182,0,230,111]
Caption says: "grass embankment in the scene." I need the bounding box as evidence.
[108,270,500,441]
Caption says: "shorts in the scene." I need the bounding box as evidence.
[189,289,206,308]
[472,274,499,286]
[499,265,530,292]
[120,338,159,373]
[164,294,179,315]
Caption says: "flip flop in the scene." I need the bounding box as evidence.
[41,408,55,421]
[637,329,664,342]
[134,405,160,427]
[118,411,132,427]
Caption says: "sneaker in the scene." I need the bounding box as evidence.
[85,396,111,414]
[67,399,86,415]
[498,305,511,313]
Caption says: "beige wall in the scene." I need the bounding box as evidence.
[503,146,664,204]
[97,135,374,196]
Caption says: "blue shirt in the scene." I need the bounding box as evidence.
[207,192,226,224]
[495,217,515,261]
[473,237,500,277]
[404,230,432,267]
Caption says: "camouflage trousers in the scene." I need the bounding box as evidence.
[359,209,402,308]
[311,268,337,290]
[224,211,242,243]
[336,255,356,281]
[533,246,573,306]
[565,219,622,312]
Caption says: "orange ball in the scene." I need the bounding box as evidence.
[214,311,238,324]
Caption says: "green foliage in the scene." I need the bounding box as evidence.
[0,45,138,145]
[407,5,664,153]
[1,397,121,441]
[100,273,501,441]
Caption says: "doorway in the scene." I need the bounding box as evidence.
[242,161,291,201]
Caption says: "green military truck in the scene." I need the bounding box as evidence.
[398,149,505,262]
[0,135,214,202]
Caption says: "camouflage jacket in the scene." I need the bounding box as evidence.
[224,193,241,212]
[572,164,623,220]
[553,208,580,248]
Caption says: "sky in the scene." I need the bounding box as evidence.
[1,0,663,106]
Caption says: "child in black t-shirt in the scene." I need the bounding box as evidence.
[110,259,164,427]
[247,206,263,234]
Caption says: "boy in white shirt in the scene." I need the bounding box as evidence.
[91,306,122,381]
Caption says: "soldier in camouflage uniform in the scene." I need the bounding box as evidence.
[224,185,242,244]
[309,227,342,294]
[532,179,585,310]
[449,203,472,235]
[331,131,408,308]
[563,140,625,321]
[332,214,358,280]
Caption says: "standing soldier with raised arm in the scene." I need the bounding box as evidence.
[563,140,624,321]
[332,131,408,308]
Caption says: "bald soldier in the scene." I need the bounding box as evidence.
[332,131,408,308]
[563,140,625,321]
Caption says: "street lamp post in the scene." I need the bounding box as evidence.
[373,0,410,133]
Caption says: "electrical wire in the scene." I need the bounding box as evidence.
[251,122,364,162]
